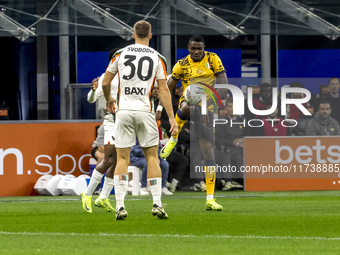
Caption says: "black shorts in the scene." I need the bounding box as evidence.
[190,104,215,145]
[91,147,98,161]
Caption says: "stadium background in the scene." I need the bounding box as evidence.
[1,2,340,254]
[0,0,340,195]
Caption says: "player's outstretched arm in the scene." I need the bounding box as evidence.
[155,76,179,120]
[167,76,179,92]
[206,72,229,107]
[158,79,178,137]
[215,72,229,99]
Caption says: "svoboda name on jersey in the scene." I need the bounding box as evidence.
[127,47,154,53]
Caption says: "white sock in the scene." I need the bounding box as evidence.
[114,175,128,210]
[148,177,162,207]
[207,194,214,201]
[170,137,178,143]
[85,169,103,196]
[99,176,114,200]
[171,178,178,186]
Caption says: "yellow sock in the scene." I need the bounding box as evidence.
[173,113,188,139]
[205,165,216,195]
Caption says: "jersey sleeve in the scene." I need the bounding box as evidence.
[156,56,167,80]
[211,53,226,75]
[87,89,96,103]
[95,75,104,98]
[106,53,120,74]
[87,74,104,103]
[171,61,183,80]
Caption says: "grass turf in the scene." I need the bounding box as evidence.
[0,191,339,255]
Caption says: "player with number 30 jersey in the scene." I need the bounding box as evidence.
[102,20,177,220]
[107,45,167,113]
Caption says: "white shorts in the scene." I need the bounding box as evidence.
[103,113,115,145]
[115,110,159,148]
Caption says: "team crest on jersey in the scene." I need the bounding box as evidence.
[196,68,203,75]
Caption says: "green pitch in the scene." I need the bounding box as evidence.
[0,191,339,255]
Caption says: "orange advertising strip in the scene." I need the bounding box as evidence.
[244,136,340,191]
[0,121,101,196]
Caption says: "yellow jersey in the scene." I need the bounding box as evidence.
[172,51,226,91]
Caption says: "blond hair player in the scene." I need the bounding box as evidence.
[102,20,178,220]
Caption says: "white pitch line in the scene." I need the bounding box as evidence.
[0,231,339,241]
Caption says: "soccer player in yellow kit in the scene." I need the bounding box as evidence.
[159,35,229,210]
